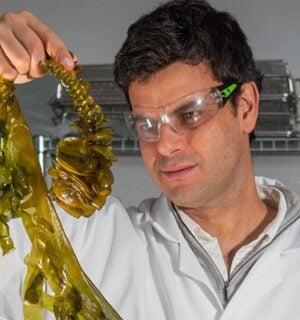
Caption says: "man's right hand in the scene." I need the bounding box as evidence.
[0,10,77,84]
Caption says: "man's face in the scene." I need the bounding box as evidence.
[128,61,251,210]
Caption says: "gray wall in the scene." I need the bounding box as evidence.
[2,0,300,74]
[1,0,300,205]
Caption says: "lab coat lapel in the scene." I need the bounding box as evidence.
[149,195,221,301]
[221,237,286,319]
[150,195,211,279]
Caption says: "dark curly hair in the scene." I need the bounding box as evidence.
[114,0,262,108]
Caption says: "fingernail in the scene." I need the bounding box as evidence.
[69,50,78,64]
[68,50,74,59]
[61,57,74,69]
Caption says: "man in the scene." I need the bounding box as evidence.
[1,0,300,319]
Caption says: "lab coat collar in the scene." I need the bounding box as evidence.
[148,193,222,299]
[144,179,300,311]
[147,178,300,251]
[255,176,300,251]
[148,193,182,243]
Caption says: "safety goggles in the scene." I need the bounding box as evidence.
[124,83,238,143]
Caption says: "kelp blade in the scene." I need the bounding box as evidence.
[0,72,122,319]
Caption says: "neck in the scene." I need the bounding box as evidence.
[179,177,277,269]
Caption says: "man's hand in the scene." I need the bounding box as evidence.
[0,10,77,83]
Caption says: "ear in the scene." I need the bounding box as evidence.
[236,82,260,134]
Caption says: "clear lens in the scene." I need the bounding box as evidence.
[124,113,159,142]
[124,86,224,143]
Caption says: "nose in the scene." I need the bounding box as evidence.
[156,123,186,156]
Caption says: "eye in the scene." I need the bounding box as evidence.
[173,96,219,129]
[134,117,157,133]
[180,110,202,124]
[174,101,204,125]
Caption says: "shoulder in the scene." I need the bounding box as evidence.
[256,176,300,251]
[126,194,168,226]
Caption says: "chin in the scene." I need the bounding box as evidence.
[162,181,210,208]
[162,185,192,206]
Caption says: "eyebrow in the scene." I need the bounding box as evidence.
[172,99,203,113]
[132,88,212,115]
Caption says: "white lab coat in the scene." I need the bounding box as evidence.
[1,177,300,319]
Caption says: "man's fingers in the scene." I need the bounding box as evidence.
[0,46,35,83]
[0,46,18,81]
[0,10,77,83]
[23,11,76,70]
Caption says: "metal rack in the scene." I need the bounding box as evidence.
[45,60,300,156]
[251,136,300,154]
[34,135,300,166]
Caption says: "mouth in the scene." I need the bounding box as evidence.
[160,164,196,180]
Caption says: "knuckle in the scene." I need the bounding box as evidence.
[15,54,31,75]
[0,12,16,24]
[0,11,33,26]
[18,10,37,23]
[18,10,32,17]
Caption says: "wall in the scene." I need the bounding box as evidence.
[1,0,300,205]
[2,0,300,75]
[210,0,300,78]
[4,0,300,134]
